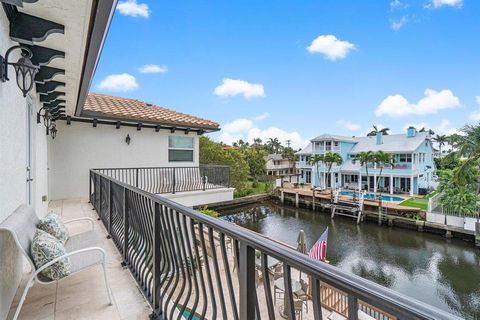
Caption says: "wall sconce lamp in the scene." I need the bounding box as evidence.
[37,106,52,135]
[1,45,39,97]
[125,134,131,145]
[50,122,57,139]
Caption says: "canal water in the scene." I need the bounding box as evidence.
[220,201,480,319]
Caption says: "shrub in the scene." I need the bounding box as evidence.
[198,205,219,218]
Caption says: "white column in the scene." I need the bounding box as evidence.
[339,173,343,188]
[358,172,362,192]
[410,175,414,196]
[390,174,393,194]
[323,166,326,189]
[331,172,335,189]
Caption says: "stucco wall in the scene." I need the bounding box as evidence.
[49,121,200,200]
[162,188,235,207]
[0,9,49,319]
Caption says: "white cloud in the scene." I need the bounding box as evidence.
[390,16,407,30]
[336,120,361,131]
[306,35,356,60]
[254,112,270,121]
[97,73,139,92]
[403,120,459,135]
[375,88,460,117]
[219,117,307,149]
[469,96,480,122]
[390,0,407,10]
[425,0,463,9]
[117,0,150,18]
[138,64,168,74]
[213,78,265,99]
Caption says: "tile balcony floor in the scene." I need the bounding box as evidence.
[7,199,152,320]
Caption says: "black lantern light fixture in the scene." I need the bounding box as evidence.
[37,106,53,135]
[50,122,57,139]
[1,45,40,97]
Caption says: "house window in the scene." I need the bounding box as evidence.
[169,136,194,162]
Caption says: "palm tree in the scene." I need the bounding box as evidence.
[433,134,447,157]
[367,125,390,136]
[357,151,375,191]
[267,137,282,154]
[309,154,325,188]
[373,151,395,194]
[323,152,343,200]
[419,127,435,135]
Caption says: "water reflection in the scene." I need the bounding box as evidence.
[221,201,480,319]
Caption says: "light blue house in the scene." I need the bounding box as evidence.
[296,127,436,196]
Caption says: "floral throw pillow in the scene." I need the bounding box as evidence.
[30,229,71,280]
[37,212,69,244]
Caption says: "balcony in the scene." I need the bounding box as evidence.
[6,167,458,320]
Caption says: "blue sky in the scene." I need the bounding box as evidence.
[93,0,480,149]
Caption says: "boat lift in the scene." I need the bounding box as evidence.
[329,188,365,224]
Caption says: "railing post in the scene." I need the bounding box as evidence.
[152,202,162,316]
[348,294,359,320]
[98,176,102,221]
[172,167,176,194]
[107,180,112,239]
[135,168,139,188]
[122,187,128,267]
[238,242,256,320]
[202,175,206,191]
[89,171,92,203]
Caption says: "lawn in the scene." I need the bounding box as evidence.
[234,181,271,198]
[399,197,428,210]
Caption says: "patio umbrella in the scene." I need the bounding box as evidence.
[297,230,307,280]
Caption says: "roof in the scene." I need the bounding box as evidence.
[340,159,361,172]
[264,154,285,161]
[350,132,430,153]
[311,134,358,142]
[82,93,220,131]
[296,143,312,155]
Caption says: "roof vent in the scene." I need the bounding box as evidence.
[376,132,383,145]
[145,103,153,108]
[407,126,416,138]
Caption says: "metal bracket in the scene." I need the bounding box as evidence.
[26,45,64,66]
[39,91,65,103]
[36,81,65,94]
[34,66,64,83]
[10,12,64,45]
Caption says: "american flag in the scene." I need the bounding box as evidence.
[309,227,328,261]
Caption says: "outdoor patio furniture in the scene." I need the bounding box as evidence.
[294,278,310,312]
[294,298,304,320]
[0,204,113,320]
[273,263,283,280]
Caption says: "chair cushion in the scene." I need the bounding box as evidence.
[30,229,71,281]
[64,230,104,273]
[37,213,69,244]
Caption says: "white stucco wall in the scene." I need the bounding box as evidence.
[0,9,49,319]
[49,120,200,200]
[162,188,235,207]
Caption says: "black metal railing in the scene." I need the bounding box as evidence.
[92,165,230,194]
[89,169,458,320]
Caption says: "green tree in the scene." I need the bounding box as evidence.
[419,127,435,135]
[267,137,283,154]
[433,134,447,157]
[322,152,343,200]
[309,154,324,188]
[243,147,266,187]
[357,151,375,191]
[373,151,395,194]
[367,125,390,136]
[199,136,250,191]
[282,146,298,182]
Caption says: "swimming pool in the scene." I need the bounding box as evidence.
[339,191,404,202]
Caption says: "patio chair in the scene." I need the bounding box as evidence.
[294,278,310,312]
[0,204,113,320]
[294,298,304,320]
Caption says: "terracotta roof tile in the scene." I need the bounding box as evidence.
[83,93,220,130]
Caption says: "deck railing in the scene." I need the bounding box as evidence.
[92,165,230,194]
[89,169,459,320]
